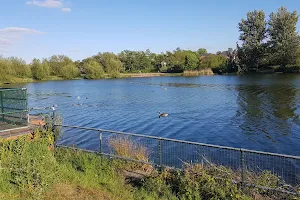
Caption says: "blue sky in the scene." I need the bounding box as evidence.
[0,0,299,62]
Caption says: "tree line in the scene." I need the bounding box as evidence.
[237,7,300,72]
[0,6,299,83]
[0,48,231,81]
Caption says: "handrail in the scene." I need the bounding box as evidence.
[55,124,300,160]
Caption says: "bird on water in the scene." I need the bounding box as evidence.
[158,111,168,118]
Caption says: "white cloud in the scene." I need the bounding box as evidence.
[26,0,71,12]
[0,27,44,50]
[61,7,71,12]
[0,27,43,34]
[0,37,12,46]
[26,0,62,8]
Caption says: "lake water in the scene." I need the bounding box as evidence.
[16,74,300,156]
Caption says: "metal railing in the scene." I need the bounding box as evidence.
[0,88,28,131]
[55,124,300,196]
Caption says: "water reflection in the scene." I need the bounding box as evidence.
[236,82,299,141]
[11,75,300,155]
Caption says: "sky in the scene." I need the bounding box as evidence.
[0,0,299,62]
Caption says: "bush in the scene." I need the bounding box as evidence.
[0,130,58,199]
[31,58,49,80]
[82,59,105,79]
[60,63,79,79]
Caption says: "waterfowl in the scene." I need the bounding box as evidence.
[158,111,168,118]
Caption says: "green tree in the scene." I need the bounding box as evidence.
[95,52,122,77]
[82,59,105,79]
[296,47,300,66]
[184,51,199,70]
[47,55,74,76]
[0,57,13,81]
[60,63,79,79]
[268,7,300,66]
[197,48,207,55]
[47,55,78,79]
[118,50,154,73]
[9,57,31,78]
[199,54,228,69]
[237,10,267,71]
[31,59,48,80]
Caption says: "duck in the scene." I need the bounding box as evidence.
[158,111,168,118]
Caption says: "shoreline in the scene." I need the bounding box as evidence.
[0,73,183,86]
[1,71,299,86]
[121,72,182,78]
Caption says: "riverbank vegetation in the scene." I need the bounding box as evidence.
[237,7,300,73]
[0,128,298,199]
[0,6,299,85]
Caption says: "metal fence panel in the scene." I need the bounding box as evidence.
[0,88,28,131]
[55,125,300,195]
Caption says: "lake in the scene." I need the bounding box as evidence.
[15,74,300,156]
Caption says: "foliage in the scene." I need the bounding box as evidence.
[0,130,58,199]
[197,48,208,55]
[46,55,79,79]
[183,69,214,76]
[118,50,154,73]
[0,57,32,82]
[31,58,50,80]
[0,128,297,199]
[108,136,149,162]
[82,59,105,79]
[199,54,228,69]
[9,57,31,78]
[268,7,300,66]
[237,7,300,72]
[237,10,267,71]
[297,47,300,66]
[2,6,300,84]
[141,166,252,200]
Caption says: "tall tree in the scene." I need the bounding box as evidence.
[268,7,299,66]
[237,10,267,71]
[82,59,105,79]
[197,48,207,55]
[31,59,48,80]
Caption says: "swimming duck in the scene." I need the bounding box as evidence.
[158,111,168,118]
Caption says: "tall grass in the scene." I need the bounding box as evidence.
[183,68,214,76]
[0,128,297,199]
[108,136,149,162]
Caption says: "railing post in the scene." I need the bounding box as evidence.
[24,88,29,125]
[158,138,162,169]
[0,91,4,121]
[240,148,245,190]
[99,130,103,154]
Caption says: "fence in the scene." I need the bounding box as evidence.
[55,124,300,196]
[0,88,28,131]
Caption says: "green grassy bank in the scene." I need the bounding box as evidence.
[0,127,298,200]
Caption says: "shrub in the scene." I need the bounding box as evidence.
[31,58,49,80]
[82,59,105,79]
[0,130,58,199]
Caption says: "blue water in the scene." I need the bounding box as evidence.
[15,74,300,156]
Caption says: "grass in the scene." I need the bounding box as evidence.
[0,126,298,200]
[108,136,149,162]
[183,69,214,76]
[0,76,73,86]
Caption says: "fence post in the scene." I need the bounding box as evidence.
[0,91,4,121]
[158,138,162,169]
[99,130,103,154]
[24,88,29,125]
[240,148,245,190]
